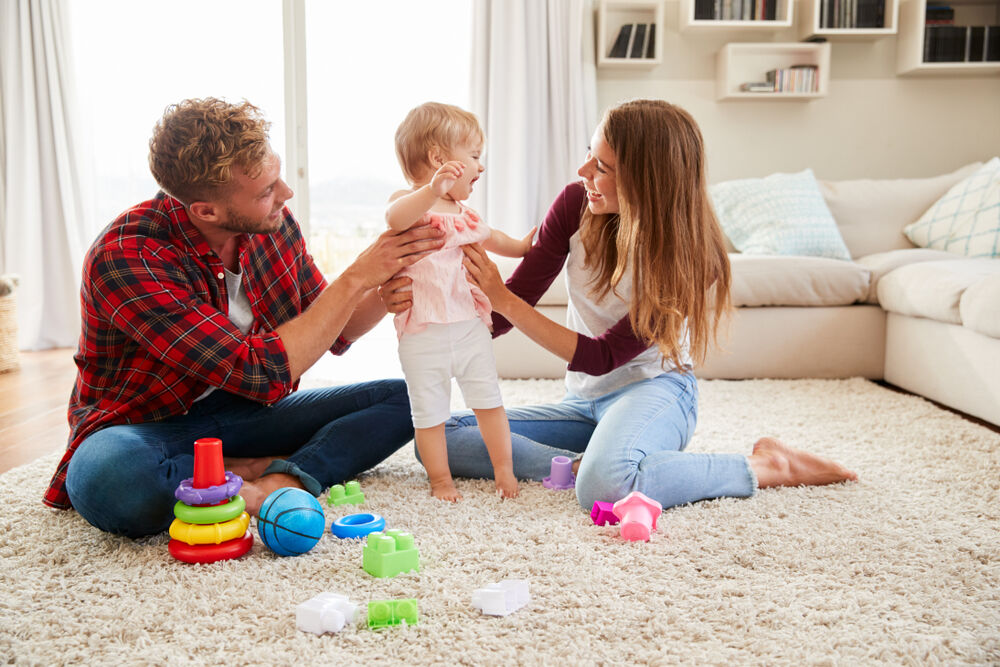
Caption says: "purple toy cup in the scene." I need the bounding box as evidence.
[542,456,576,490]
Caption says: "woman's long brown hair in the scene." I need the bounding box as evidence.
[579,99,731,370]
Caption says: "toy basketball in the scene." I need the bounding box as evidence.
[257,487,326,557]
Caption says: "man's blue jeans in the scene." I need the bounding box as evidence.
[443,371,757,511]
[65,379,413,537]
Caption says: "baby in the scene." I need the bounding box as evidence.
[386,102,535,501]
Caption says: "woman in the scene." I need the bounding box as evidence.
[382,99,856,511]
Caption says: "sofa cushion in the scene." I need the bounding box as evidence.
[855,248,958,304]
[960,274,1000,338]
[877,258,1000,325]
[818,162,981,259]
[710,169,851,260]
[729,254,869,307]
[903,158,1000,259]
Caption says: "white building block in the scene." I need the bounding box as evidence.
[296,593,359,635]
[471,579,530,616]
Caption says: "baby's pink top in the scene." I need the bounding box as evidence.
[393,205,492,338]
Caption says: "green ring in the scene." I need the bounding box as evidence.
[173,495,246,525]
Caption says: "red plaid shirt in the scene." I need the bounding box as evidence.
[44,192,349,509]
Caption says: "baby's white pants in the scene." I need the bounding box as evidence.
[397,319,503,429]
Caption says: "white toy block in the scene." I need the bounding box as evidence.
[471,579,530,616]
[296,593,359,635]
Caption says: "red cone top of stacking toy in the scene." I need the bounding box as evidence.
[193,438,226,488]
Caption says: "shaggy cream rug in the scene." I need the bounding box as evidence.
[2,378,998,665]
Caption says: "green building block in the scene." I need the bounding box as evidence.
[327,480,365,506]
[367,598,418,629]
[362,529,420,578]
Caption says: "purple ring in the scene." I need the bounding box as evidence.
[175,471,244,505]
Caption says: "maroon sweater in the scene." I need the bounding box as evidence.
[492,182,651,376]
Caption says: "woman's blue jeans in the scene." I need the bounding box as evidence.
[443,371,757,511]
[65,380,413,538]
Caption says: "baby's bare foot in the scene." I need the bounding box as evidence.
[495,471,519,499]
[430,480,462,502]
[751,437,858,488]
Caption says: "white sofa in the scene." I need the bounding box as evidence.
[493,163,1000,427]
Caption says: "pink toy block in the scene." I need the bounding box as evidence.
[590,500,619,526]
[611,491,663,542]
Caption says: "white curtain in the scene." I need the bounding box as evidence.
[1,0,90,350]
[470,0,598,234]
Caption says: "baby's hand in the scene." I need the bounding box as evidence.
[495,470,519,499]
[518,226,537,257]
[430,161,465,198]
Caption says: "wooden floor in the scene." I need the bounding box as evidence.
[0,348,76,474]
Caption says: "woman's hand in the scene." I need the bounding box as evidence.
[462,243,513,314]
[378,275,413,314]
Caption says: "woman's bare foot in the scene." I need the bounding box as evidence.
[224,456,283,482]
[495,470,519,499]
[430,480,462,502]
[749,437,858,489]
[239,472,304,516]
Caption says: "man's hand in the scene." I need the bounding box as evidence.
[378,276,414,314]
[344,224,444,290]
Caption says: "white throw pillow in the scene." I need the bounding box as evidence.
[903,157,1000,258]
[710,169,851,260]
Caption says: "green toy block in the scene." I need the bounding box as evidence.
[367,598,418,629]
[327,480,365,506]
[362,529,420,578]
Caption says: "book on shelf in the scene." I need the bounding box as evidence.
[645,23,656,59]
[609,23,633,58]
[765,64,819,93]
[630,23,648,58]
[923,24,1000,62]
[695,0,777,21]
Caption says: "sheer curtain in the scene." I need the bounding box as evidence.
[470,0,598,234]
[0,0,90,350]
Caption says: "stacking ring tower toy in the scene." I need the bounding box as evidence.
[167,438,253,564]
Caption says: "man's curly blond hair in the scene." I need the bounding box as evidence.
[148,98,272,204]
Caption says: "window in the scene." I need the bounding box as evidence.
[68,0,285,233]
[303,0,473,275]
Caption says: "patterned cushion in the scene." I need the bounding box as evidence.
[903,157,1000,258]
[710,169,851,260]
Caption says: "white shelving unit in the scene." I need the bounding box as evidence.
[716,42,832,99]
[897,0,1000,75]
[799,0,900,38]
[596,0,664,68]
[679,0,793,30]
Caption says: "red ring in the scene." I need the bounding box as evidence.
[168,531,253,563]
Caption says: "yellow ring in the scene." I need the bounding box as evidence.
[169,512,250,545]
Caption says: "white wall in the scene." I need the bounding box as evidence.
[596,0,1000,183]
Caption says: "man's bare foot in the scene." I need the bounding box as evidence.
[430,480,462,502]
[495,471,519,499]
[239,472,304,516]
[224,456,283,482]
[749,437,858,489]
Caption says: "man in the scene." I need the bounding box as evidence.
[43,98,443,537]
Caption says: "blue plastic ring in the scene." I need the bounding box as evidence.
[330,513,386,539]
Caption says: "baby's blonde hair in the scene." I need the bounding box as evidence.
[394,102,484,185]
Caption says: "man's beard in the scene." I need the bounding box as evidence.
[220,207,282,234]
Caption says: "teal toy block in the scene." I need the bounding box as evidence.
[367,598,418,629]
[327,480,365,506]
[362,529,420,578]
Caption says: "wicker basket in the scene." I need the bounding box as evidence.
[0,290,18,373]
